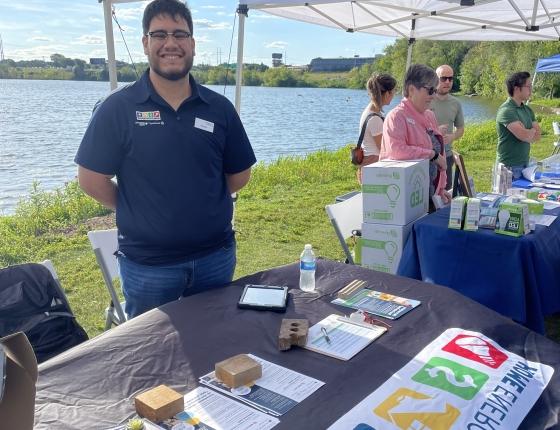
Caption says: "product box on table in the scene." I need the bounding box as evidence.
[496,202,530,237]
[357,220,416,275]
[464,198,480,231]
[448,196,468,229]
[361,159,429,226]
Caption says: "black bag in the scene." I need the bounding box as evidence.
[0,263,88,363]
[351,112,383,165]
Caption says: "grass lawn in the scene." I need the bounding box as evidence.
[1,114,559,341]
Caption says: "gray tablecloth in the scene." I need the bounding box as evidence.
[35,259,560,429]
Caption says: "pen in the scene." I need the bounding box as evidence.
[321,327,332,344]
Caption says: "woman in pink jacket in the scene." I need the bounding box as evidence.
[380,64,449,210]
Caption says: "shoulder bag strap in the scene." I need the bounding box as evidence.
[357,112,383,149]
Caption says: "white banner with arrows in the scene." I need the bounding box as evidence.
[329,328,554,430]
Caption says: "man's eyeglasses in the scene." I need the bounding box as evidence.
[146,30,192,42]
[439,76,454,82]
[423,86,436,95]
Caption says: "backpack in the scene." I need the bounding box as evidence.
[0,263,88,363]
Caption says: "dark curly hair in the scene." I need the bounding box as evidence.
[142,0,193,35]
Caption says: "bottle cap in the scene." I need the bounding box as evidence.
[304,244,312,250]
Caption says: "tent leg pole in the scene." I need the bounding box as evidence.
[103,0,118,91]
[235,5,248,114]
[406,41,413,72]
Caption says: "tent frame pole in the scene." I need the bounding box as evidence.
[103,0,118,90]
[235,5,248,114]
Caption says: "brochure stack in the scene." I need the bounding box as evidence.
[359,160,429,274]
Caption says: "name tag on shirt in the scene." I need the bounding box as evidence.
[194,117,214,133]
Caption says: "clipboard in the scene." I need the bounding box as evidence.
[303,314,386,361]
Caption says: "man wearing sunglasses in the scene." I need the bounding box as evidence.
[430,65,464,190]
[75,0,256,318]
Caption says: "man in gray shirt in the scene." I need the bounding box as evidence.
[430,64,465,189]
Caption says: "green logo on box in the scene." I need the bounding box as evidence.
[412,357,489,400]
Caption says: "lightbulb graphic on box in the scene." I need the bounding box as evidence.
[361,239,399,262]
[386,184,400,206]
[373,387,460,430]
[384,241,398,261]
[497,209,510,230]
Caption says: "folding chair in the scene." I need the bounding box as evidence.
[325,192,363,265]
[87,229,127,330]
[40,259,73,313]
[452,151,474,198]
[552,121,560,156]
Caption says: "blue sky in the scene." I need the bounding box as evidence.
[0,0,395,66]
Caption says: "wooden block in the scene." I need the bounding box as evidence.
[215,354,262,388]
[135,385,184,423]
[278,318,309,351]
[337,279,366,300]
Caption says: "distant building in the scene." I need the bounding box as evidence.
[89,58,106,66]
[309,56,376,72]
[272,53,283,68]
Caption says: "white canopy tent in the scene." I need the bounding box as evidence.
[99,0,560,108]
[234,0,560,111]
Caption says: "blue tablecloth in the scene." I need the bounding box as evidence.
[398,206,560,333]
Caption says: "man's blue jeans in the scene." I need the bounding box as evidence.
[118,240,236,318]
[510,165,526,180]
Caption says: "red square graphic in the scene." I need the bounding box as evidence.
[442,334,508,369]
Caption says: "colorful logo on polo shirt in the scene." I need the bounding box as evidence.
[136,110,161,121]
[373,387,460,429]
[442,334,508,369]
[412,357,489,400]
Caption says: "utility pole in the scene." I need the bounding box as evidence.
[0,34,5,61]
[216,47,222,66]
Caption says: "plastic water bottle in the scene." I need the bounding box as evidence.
[299,244,316,292]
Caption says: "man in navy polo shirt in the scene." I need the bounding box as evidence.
[75,0,256,318]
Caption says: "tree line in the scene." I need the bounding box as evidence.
[1,41,559,98]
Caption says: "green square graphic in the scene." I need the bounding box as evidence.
[412,357,489,400]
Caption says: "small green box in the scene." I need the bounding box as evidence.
[521,198,544,215]
[495,202,529,237]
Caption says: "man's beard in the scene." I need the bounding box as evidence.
[151,55,193,81]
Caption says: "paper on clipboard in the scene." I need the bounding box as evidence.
[303,314,386,361]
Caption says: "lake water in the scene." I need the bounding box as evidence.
[0,79,501,214]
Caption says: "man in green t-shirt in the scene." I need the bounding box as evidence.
[496,71,541,179]
[430,65,465,189]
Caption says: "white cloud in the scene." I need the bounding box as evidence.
[201,5,224,9]
[194,19,231,31]
[71,35,105,46]
[112,2,149,21]
[29,36,52,42]
[195,35,212,43]
[265,41,288,49]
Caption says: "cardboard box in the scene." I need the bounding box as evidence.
[358,220,415,274]
[362,160,428,226]
[464,198,480,231]
[448,196,468,229]
[495,202,530,237]
[521,198,544,215]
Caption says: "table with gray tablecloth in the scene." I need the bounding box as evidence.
[35,259,560,429]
